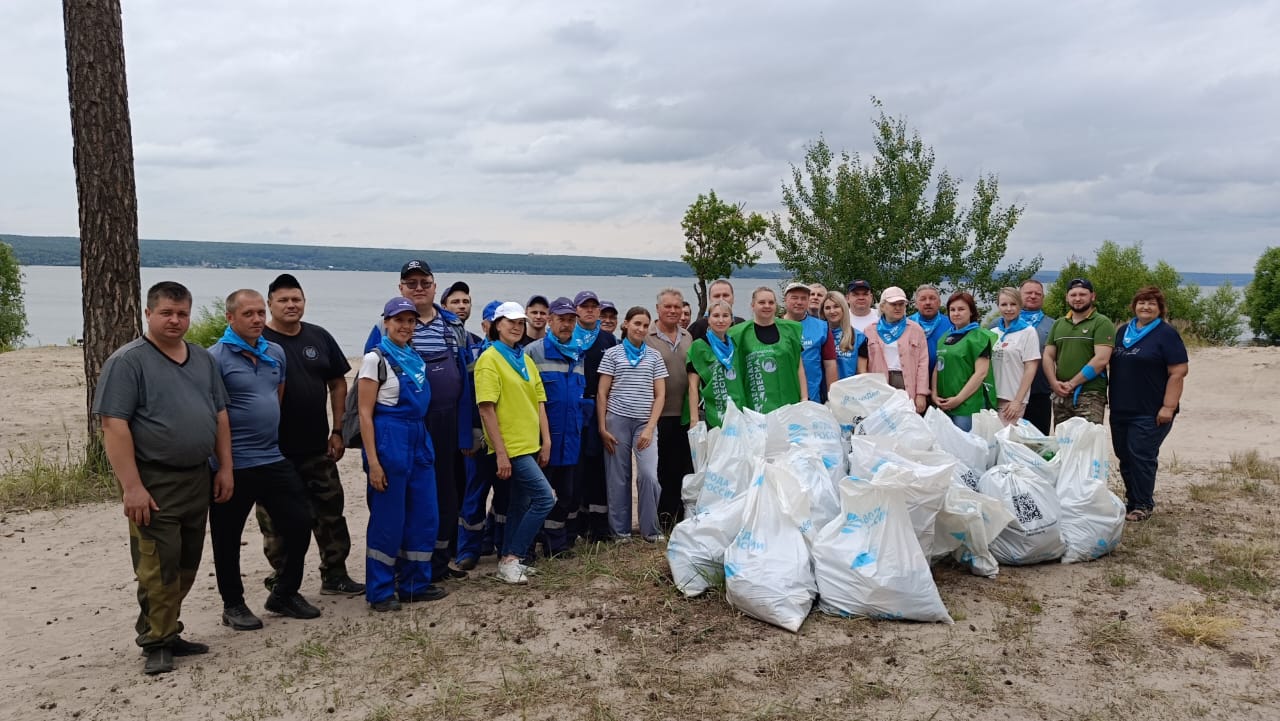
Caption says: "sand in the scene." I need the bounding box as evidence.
[0,344,1278,721]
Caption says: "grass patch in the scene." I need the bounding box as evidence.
[1226,450,1280,483]
[1105,569,1135,588]
[0,440,116,510]
[1083,618,1144,662]
[1158,601,1241,648]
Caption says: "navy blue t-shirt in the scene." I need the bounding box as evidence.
[1108,321,1188,420]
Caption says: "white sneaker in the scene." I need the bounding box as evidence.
[496,560,528,584]
[518,563,540,576]
[643,534,666,543]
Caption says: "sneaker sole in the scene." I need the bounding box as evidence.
[221,617,263,631]
[320,587,365,596]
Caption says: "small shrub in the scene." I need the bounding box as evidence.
[186,298,227,348]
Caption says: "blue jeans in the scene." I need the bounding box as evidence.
[502,454,555,559]
[950,414,973,432]
[1110,415,1172,512]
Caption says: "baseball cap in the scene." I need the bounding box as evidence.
[881,286,908,304]
[527,294,549,308]
[400,259,432,278]
[784,282,811,295]
[600,300,617,313]
[442,281,470,301]
[574,290,600,307]
[846,279,873,293]
[493,301,527,321]
[481,300,504,323]
[383,297,419,318]
[1067,278,1094,291]
[548,297,577,316]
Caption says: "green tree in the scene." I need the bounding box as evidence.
[1044,241,1200,323]
[1244,247,1280,343]
[768,100,1039,302]
[681,189,768,317]
[0,241,28,351]
[1197,282,1244,346]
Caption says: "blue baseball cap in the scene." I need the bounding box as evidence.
[548,297,577,316]
[383,297,419,318]
[600,300,617,313]
[481,300,504,323]
[573,290,600,307]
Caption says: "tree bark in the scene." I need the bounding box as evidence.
[64,0,142,447]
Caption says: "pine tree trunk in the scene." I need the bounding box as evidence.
[63,0,142,448]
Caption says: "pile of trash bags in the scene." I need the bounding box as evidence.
[668,374,1125,633]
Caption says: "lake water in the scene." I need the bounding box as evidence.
[18,266,706,355]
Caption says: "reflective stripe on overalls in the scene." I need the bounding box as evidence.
[364,364,439,603]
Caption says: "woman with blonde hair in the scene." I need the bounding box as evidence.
[821,291,868,379]
[990,287,1042,425]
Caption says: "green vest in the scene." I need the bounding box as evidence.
[729,319,803,414]
[935,328,997,417]
[687,338,749,428]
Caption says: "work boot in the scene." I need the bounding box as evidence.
[455,555,478,571]
[170,636,210,656]
[369,598,401,613]
[143,647,174,675]
[441,564,469,580]
[320,574,365,596]
[398,585,448,603]
[265,592,322,619]
[221,603,264,631]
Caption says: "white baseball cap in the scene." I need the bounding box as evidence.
[881,286,908,304]
[492,301,527,321]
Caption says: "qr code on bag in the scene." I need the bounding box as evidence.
[960,468,980,491]
[1011,493,1043,525]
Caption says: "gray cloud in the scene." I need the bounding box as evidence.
[2,0,1277,271]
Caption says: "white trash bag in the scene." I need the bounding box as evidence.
[668,490,751,597]
[994,422,1061,483]
[724,464,817,632]
[934,485,1016,577]
[971,409,1004,468]
[694,401,765,513]
[782,448,842,533]
[856,392,935,451]
[978,464,1066,565]
[900,447,983,492]
[868,457,955,559]
[813,480,953,624]
[765,401,848,484]
[826,374,902,431]
[925,406,990,474]
[1053,418,1124,563]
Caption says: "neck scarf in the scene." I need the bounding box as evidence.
[706,331,735,371]
[378,335,426,389]
[909,312,942,336]
[876,316,907,345]
[997,316,1030,334]
[219,327,279,367]
[1122,317,1162,348]
[623,337,646,368]
[1020,309,1045,327]
[570,321,600,356]
[949,322,980,337]
[492,339,530,380]
[546,332,580,363]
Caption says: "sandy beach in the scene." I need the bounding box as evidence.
[0,345,1277,721]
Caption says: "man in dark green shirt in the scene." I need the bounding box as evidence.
[1042,278,1114,424]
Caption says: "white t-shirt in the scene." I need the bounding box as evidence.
[991,326,1042,402]
[850,309,879,335]
[359,351,401,406]
[882,339,902,371]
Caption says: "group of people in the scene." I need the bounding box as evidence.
[92,262,1187,676]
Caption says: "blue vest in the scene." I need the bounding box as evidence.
[832,327,866,379]
[910,312,953,371]
[798,316,829,401]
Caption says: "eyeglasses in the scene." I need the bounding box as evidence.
[402,280,435,289]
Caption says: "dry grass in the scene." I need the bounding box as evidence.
[0,440,116,510]
[1158,602,1242,648]
[1083,618,1145,663]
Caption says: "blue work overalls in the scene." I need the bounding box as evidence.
[364,363,439,603]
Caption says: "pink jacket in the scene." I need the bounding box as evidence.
[866,320,931,399]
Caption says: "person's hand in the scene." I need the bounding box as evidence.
[600,430,618,455]
[914,395,927,414]
[213,467,234,503]
[1000,401,1022,424]
[935,396,954,412]
[496,453,512,480]
[1052,380,1074,398]
[327,433,345,462]
[123,485,159,526]
[636,425,655,451]
[368,463,388,492]
[1156,405,1176,425]
[538,444,550,467]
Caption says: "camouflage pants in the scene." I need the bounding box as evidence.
[131,463,210,649]
[257,454,352,581]
[1052,390,1107,426]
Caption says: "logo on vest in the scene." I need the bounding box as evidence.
[304,345,319,360]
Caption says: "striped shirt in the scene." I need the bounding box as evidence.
[598,344,669,420]
[411,312,454,361]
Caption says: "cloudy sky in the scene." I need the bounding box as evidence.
[2,1,1276,272]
